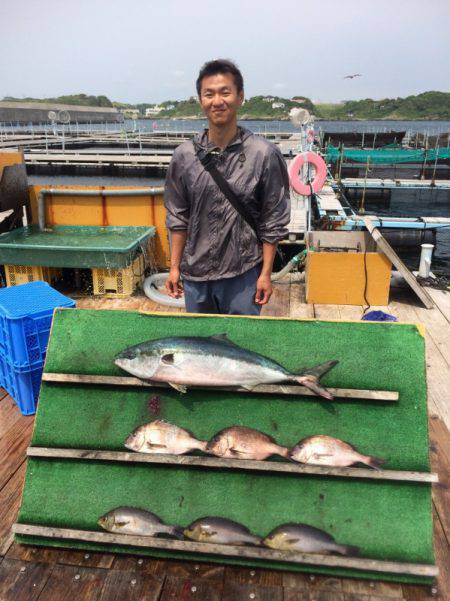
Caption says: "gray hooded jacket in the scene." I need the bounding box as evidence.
[164,127,290,281]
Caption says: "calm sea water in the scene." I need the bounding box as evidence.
[5,118,450,136]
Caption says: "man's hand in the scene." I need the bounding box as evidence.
[255,274,273,305]
[165,267,184,298]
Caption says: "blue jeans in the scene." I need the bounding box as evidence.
[183,264,262,316]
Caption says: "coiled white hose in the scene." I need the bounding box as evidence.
[143,272,185,308]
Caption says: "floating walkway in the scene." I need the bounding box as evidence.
[338,178,450,191]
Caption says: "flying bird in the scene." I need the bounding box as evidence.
[343,74,362,79]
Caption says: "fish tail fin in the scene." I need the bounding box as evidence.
[336,544,360,556]
[196,440,208,453]
[169,525,185,540]
[363,455,385,470]
[276,446,290,458]
[294,360,338,400]
[248,535,263,546]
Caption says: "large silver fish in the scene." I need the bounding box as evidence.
[263,523,359,556]
[115,334,338,399]
[289,435,384,469]
[184,516,261,546]
[98,506,182,538]
[124,419,207,455]
[206,426,288,461]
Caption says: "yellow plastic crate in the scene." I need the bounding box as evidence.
[4,265,62,287]
[92,254,144,297]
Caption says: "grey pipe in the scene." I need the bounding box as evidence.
[37,187,165,231]
[271,251,307,282]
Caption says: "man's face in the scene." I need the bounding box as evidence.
[199,72,243,128]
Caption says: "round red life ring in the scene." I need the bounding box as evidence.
[288,151,327,195]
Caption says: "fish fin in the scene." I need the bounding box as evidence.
[230,448,247,456]
[364,456,385,470]
[114,520,129,528]
[168,382,187,393]
[146,443,167,449]
[161,353,175,365]
[209,333,237,345]
[286,537,300,545]
[313,453,334,459]
[293,361,339,401]
[169,525,185,540]
[336,544,360,556]
[295,360,339,379]
[294,360,339,400]
[241,384,258,391]
[292,361,339,401]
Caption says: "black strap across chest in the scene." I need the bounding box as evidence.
[192,140,261,242]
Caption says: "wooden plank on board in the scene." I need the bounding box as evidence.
[36,564,107,601]
[12,524,439,578]
[26,447,438,483]
[5,541,112,569]
[224,564,283,586]
[428,288,450,326]
[41,372,399,402]
[0,558,54,601]
[0,463,27,556]
[288,280,314,319]
[432,507,450,601]
[159,575,222,601]
[0,395,28,438]
[222,580,283,601]
[362,217,434,309]
[98,569,164,601]
[0,420,34,490]
[261,281,290,317]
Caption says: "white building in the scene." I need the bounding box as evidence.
[272,101,285,109]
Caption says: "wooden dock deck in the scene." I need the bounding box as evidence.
[1,280,449,600]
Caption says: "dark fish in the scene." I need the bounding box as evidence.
[115,334,338,399]
[98,506,182,538]
[263,523,359,556]
[206,426,288,460]
[184,516,261,546]
[289,435,384,469]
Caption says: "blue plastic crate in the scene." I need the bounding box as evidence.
[0,351,43,415]
[0,281,75,370]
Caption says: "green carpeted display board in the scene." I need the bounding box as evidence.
[16,309,434,583]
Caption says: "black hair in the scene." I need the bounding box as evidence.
[196,59,244,96]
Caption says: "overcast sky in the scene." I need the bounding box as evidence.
[1,0,449,104]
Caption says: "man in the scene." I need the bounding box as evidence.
[164,59,290,315]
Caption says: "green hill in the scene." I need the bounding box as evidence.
[3,94,113,108]
[4,91,449,120]
[315,92,450,120]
